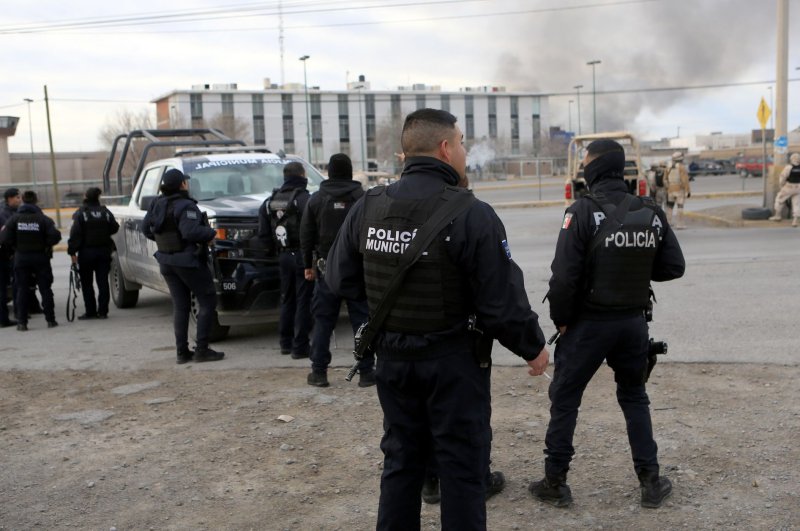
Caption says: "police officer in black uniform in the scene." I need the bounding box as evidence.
[299,153,373,388]
[326,109,550,530]
[143,169,224,364]
[0,190,61,331]
[529,139,685,509]
[67,187,119,320]
[258,161,313,359]
[0,187,22,327]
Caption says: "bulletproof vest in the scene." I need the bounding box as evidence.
[81,206,112,247]
[654,167,665,188]
[316,188,361,257]
[787,165,800,184]
[268,188,303,250]
[359,186,468,334]
[585,195,660,310]
[154,199,184,253]
[14,212,47,252]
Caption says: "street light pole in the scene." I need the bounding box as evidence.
[767,85,774,131]
[568,99,574,133]
[587,60,601,134]
[573,85,583,135]
[23,98,36,187]
[299,55,312,163]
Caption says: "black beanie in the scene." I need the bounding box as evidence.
[584,139,626,189]
[161,169,189,192]
[328,153,353,180]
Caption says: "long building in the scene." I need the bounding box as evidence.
[151,76,550,170]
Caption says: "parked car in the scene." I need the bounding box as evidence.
[688,161,725,178]
[735,156,774,177]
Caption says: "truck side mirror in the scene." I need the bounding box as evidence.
[139,195,157,210]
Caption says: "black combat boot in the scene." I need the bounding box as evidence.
[486,471,506,500]
[194,347,225,363]
[638,470,672,508]
[307,371,330,387]
[421,475,440,505]
[529,474,573,507]
[176,348,194,365]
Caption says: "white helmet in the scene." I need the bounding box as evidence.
[671,151,684,162]
[790,153,800,166]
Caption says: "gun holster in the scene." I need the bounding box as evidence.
[468,315,492,368]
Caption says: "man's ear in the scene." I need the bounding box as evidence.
[437,138,451,164]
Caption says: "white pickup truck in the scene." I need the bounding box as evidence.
[103,129,322,340]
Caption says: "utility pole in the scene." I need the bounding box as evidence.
[43,85,61,228]
[568,99,574,133]
[573,85,583,136]
[767,0,789,210]
[299,55,312,163]
[587,60,601,133]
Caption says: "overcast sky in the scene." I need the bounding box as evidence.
[1,0,799,153]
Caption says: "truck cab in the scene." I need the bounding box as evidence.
[103,129,323,340]
[565,131,648,203]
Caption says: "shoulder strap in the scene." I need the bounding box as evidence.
[586,193,634,254]
[355,187,476,357]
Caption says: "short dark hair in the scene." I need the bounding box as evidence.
[401,108,458,156]
[283,161,306,179]
[22,190,38,204]
[85,187,102,204]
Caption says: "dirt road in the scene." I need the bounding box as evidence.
[1,363,797,530]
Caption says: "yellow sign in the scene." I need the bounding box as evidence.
[757,97,771,129]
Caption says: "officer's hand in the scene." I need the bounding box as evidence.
[687,192,691,198]
[527,347,550,377]
[70,254,77,265]
[304,268,315,281]
[558,325,567,335]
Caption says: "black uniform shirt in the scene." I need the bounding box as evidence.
[548,177,686,327]
[0,203,62,254]
[67,202,120,256]
[300,179,364,269]
[143,192,215,267]
[257,179,310,254]
[326,156,546,361]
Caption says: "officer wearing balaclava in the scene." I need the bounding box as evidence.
[531,139,685,510]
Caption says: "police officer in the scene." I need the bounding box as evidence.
[258,162,313,359]
[326,108,550,530]
[0,188,22,327]
[67,187,119,319]
[143,169,224,364]
[768,152,800,226]
[0,190,61,331]
[529,139,685,509]
[664,151,691,229]
[299,153,374,387]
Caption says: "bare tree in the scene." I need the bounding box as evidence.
[204,114,251,142]
[98,108,153,149]
[375,116,404,173]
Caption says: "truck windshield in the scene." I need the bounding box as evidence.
[181,157,323,201]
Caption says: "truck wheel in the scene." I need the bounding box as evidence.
[189,294,230,342]
[110,251,139,308]
[741,207,771,220]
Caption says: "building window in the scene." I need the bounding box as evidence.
[365,94,375,116]
[441,94,450,112]
[391,94,401,118]
[416,94,426,109]
[532,113,541,154]
[281,94,293,116]
[510,96,519,154]
[190,94,203,127]
[488,96,497,139]
[310,93,321,116]
[310,94,322,145]
[338,94,349,115]
[339,116,350,143]
[283,117,294,144]
[465,95,474,140]
[252,94,265,145]
[221,93,234,117]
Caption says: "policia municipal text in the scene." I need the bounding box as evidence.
[327,108,549,531]
[530,139,686,509]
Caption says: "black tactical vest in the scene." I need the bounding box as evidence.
[81,206,112,247]
[787,165,800,184]
[15,213,46,252]
[154,200,184,253]
[585,195,661,310]
[654,167,665,187]
[359,186,468,334]
[317,189,361,257]
[268,188,303,250]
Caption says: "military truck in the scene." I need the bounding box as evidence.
[565,131,649,203]
[102,129,323,340]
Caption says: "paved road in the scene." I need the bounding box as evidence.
[2,187,796,372]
